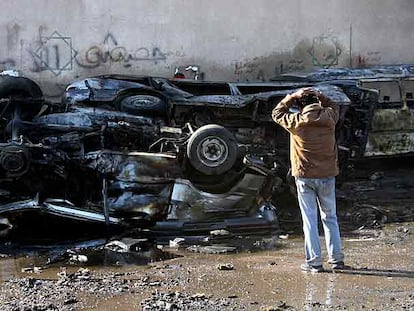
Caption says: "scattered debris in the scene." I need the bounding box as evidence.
[369,171,384,181]
[187,245,237,254]
[105,238,150,253]
[105,240,130,253]
[345,237,376,242]
[216,263,234,271]
[0,217,12,237]
[397,226,410,234]
[21,266,43,274]
[252,236,281,250]
[169,237,186,248]
[209,229,231,236]
[140,290,246,310]
[0,70,19,77]
[192,293,207,299]
[260,301,297,311]
[69,254,88,263]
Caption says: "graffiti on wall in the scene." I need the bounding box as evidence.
[234,60,259,76]
[1,26,385,82]
[234,60,264,81]
[76,33,167,69]
[355,51,382,68]
[30,31,77,76]
[25,31,175,75]
[308,35,342,68]
[234,60,271,81]
[232,35,345,81]
[233,57,307,82]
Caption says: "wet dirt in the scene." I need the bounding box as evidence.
[0,159,414,310]
[0,222,413,310]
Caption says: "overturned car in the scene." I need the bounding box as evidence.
[0,74,293,238]
[1,66,411,238]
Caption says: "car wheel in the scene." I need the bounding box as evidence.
[0,76,42,97]
[187,124,238,175]
[116,94,166,116]
[0,77,43,141]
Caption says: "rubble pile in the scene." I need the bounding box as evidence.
[0,268,175,311]
[140,291,246,311]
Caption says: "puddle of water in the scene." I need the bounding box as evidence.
[0,230,283,284]
[0,237,178,281]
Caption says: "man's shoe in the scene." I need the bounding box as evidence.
[300,263,324,272]
[331,261,345,270]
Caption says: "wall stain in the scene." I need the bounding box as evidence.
[232,36,347,82]
[6,23,21,52]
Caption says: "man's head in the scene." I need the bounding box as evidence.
[295,89,320,110]
[298,92,319,108]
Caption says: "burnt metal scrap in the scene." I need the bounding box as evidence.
[0,65,413,237]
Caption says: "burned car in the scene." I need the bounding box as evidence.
[0,75,291,238]
[1,65,410,237]
[0,73,355,238]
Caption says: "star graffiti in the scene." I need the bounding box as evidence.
[308,36,342,68]
[31,31,77,76]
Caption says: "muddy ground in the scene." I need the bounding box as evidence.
[0,158,414,311]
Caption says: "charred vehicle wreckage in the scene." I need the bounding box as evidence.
[0,65,413,238]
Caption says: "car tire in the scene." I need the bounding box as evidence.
[0,76,43,100]
[186,124,238,175]
[0,77,43,141]
[116,94,166,116]
[0,77,43,117]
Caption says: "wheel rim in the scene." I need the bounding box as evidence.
[196,136,229,168]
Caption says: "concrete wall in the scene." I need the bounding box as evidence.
[1,0,414,97]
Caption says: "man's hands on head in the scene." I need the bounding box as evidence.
[280,87,329,110]
[290,87,317,99]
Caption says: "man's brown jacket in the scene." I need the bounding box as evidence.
[272,94,339,178]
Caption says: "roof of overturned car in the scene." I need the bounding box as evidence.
[63,74,352,107]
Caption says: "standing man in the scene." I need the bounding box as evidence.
[272,88,345,272]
